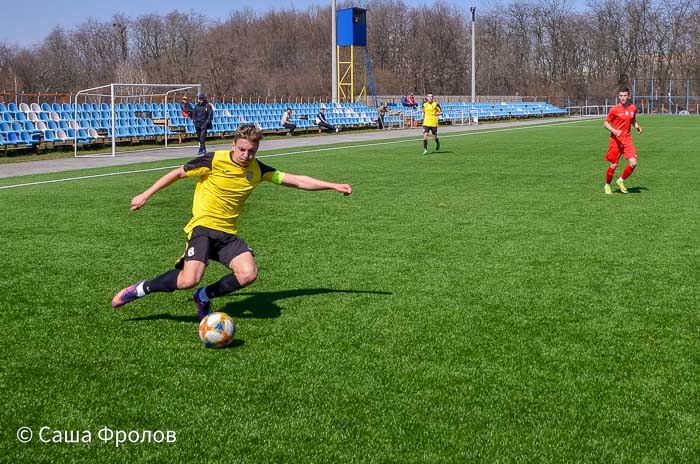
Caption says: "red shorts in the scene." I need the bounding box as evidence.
[605,137,636,163]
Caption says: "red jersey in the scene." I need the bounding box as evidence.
[606,103,637,140]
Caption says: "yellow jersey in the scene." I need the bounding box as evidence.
[422,101,442,127]
[182,150,285,236]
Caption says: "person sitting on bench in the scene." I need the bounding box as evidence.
[315,107,339,133]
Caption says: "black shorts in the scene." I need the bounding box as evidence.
[423,126,438,135]
[175,226,253,269]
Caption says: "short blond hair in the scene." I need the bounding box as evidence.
[234,123,263,144]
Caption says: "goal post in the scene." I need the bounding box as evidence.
[73,83,202,158]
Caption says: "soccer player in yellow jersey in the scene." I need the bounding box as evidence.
[421,93,442,155]
[112,124,352,319]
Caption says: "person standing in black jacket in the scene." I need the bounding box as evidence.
[192,94,214,155]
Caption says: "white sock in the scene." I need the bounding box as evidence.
[136,282,146,297]
[617,177,624,182]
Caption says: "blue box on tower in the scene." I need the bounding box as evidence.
[337,7,367,46]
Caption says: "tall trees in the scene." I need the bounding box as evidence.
[1,1,699,100]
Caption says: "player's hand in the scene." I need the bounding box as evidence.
[335,184,352,196]
[131,193,149,211]
[636,126,643,135]
[613,129,622,137]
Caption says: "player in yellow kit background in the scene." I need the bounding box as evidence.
[421,93,443,155]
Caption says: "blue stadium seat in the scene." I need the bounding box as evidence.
[8,130,23,144]
[42,130,59,143]
[21,121,36,133]
[67,128,88,143]
[20,131,39,145]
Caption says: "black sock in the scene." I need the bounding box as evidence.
[205,274,242,299]
[435,137,440,146]
[144,269,180,294]
[423,139,428,150]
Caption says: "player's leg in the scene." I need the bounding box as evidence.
[112,235,209,308]
[604,140,621,194]
[604,161,617,195]
[433,127,440,151]
[616,145,637,194]
[624,156,638,176]
[199,128,207,154]
[422,128,429,155]
[621,156,637,179]
[111,262,206,308]
[195,126,203,154]
[193,236,256,318]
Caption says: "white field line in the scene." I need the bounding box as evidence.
[0,119,593,190]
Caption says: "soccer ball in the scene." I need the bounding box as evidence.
[198,312,236,348]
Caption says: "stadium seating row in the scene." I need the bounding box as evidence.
[0,101,565,149]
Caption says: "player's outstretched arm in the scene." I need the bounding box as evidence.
[281,173,352,196]
[131,167,187,210]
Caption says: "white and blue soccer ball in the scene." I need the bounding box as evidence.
[198,312,236,348]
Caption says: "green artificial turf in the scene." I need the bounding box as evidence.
[1,116,698,463]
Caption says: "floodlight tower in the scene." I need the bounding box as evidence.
[336,7,373,103]
[332,0,338,102]
[470,6,476,103]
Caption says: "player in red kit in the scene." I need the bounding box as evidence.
[603,87,643,194]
